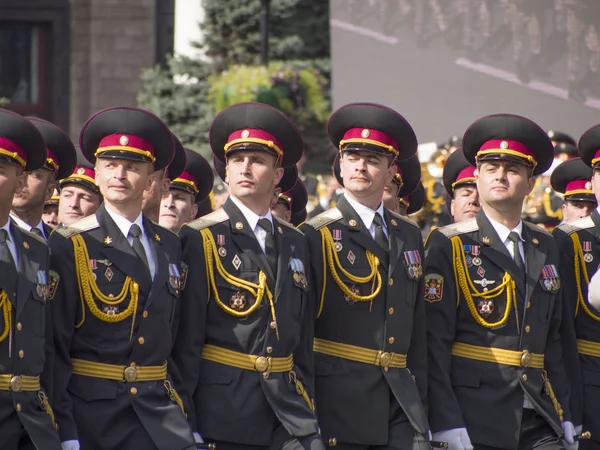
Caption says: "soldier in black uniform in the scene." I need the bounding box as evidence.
[57,152,102,227]
[550,158,596,223]
[553,125,600,450]
[49,107,195,450]
[425,114,578,450]
[442,149,479,223]
[271,178,308,225]
[399,182,426,218]
[0,109,61,449]
[173,102,322,450]
[159,147,213,233]
[301,103,430,449]
[42,189,60,229]
[11,118,77,240]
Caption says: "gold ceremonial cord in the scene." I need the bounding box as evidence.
[570,233,599,320]
[72,235,139,338]
[289,370,315,412]
[199,229,279,339]
[0,292,11,343]
[451,236,516,328]
[542,191,562,219]
[38,391,57,429]
[542,369,564,421]
[164,380,186,417]
[424,179,444,214]
[317,227,382,317]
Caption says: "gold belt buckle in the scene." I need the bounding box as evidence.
[124,366,138,382]
[254,356,269,373]
[379,352,391,368]
[10,375,22,392]
[521,350,532,368]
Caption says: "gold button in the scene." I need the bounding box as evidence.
[10,376,22,392]
[270,321,277,329]
[388,278,394,286]
[130,387,137,395]
[522,374,528,382]
[328,438,337,447]
[255,356,269,372]
[266,346,273,354]
[16,322,22,331]
[388,307,394,315]
[388,337,395,344]
[142,311,148,319]
[16,403,21,411]
[124,366,138,382]
[138,337,145,345]
[527,301,531,309]
[18,350,24,359]
[525,326,531,333]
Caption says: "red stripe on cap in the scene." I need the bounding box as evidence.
[0,137,27,166]
[479,139,535,158]
[456,166,476,183]
[46,149,59,170]
[342,128,398,151]
[565,179,592,194]
[226,129,284,156]
[176,171,198,189]
[97,134,155,157]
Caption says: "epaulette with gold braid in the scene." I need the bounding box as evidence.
[436,218,478,238]
[185,208,228,231]
[275,216,304,235]
[21,228,46,245]
[305,208,342,230]
[389,210,419,228]
[524,220,552,237]
[556,216,594,235]
[53,215,99,238]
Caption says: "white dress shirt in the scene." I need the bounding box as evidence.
[344,194,388,239]
[0,220,18,268]
[104,208,156,279]
[10,215,47,240]
[230,195,273,253]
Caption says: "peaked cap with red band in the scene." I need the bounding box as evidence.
[79,107,174,170]
[578,124,600,170]
[551,157,596,204]
[213,155,298,194]
[400,182,425,216]
[0,108,47,171]
[463,114,554,176]
[59,150,101,196]
[328,103,418,160]
[443,149,477,197]
[171,148,214,202]
[28,117,77,179]
[548,130,578,159]
[210,102,304,168]
[332,153,420,198]
[277,178,308,215]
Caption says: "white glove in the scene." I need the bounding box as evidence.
[61,441,80,450]
[588,270,600,309]
[193,432,204,444]
[432,428,473,450]
[562,421,579,450]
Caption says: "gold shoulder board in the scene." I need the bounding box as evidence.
[305,207,342,230]
[53,215,100,238]
[184,208,229,231]
[436,218,478,238]
[556,216,594,235]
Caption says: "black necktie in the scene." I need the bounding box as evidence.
[507,231,526,278]
[258,218,277,276]
[373,213,388,251]
[31,228,44,240]
[129,224,150,274]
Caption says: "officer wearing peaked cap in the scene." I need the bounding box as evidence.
[0,109,62,449]
[57,151,102,227]
[551,158,596,223]
[442,149,480,223]
[425,114,578,450]
[173,102,323,449]
[553,124,600,450]
[159,147,213,233]
[48,107,196,450]
[399,182,425,218]
[43,188,60,229]
[301,103,431,449]
[272,178,308,225]
[11,118,77,241]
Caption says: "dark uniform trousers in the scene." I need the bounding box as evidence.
[300,195,430,450]
[424,211,572,450]
[172,198,321,449]
[49,204,195,450]
[554,210,600,448]
[0,222,61,450]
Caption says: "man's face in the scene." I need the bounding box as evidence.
[0,162,24,207]
[12,168,54,211]
[398,202,408,216]
[476,161,535,211]
[339,151,396,199]
[382,180,400,211]
[58,185,102,226]
[562,200,596,222]
[142,168,170,214]
[450,185,480,222]
[159,189,197,232]
[226,151,283,201]
[95,158,152,205]
[271,201,291,223]
[42,205,59,228]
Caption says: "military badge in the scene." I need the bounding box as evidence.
[583,241,593,263]
[103,305,119,316]
[180,262,189,290]
[424,274,444,303]
[333,229,343,252]
[471,245,482,266]
[404,250,422,279]
[217,234,227,257]
[103,236,112,245]
[47,271,60,300]
[290,258,307,288]
[344,284,360,305]
[230,292,247,310]
[232,254,242,270]
[541,264,560,292]
[90,259,97,270]
[154,233,161,242]
[104,267,114,282]
[35,270,48,299]
[477,266,485,278]
[481,237,490,245]
[169,264,181,290]
[347,250,356,265]
[477,299,494,318]
[474,278,495,289]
